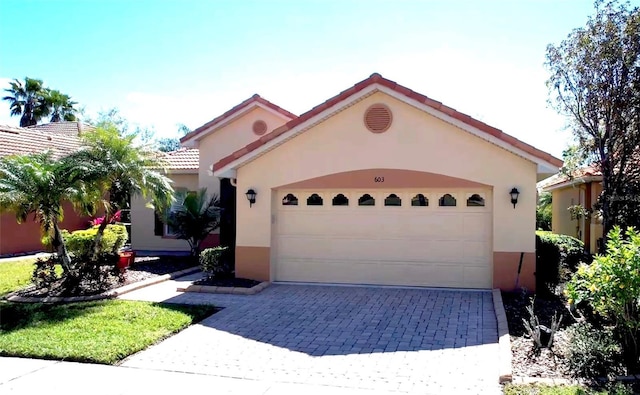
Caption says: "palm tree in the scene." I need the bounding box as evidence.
[68,122,174,258]
[2,77,48,127]
[45,89,77,122]
[0,152,98,272]
[165,188,221,258]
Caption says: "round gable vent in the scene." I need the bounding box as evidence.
[252,120,267,136]
[364,104,392,133]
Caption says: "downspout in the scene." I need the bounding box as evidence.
[229,178,237,187]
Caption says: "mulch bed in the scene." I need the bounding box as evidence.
[15,256,196,298]
[193,276,261,288]
[502,291,576,379]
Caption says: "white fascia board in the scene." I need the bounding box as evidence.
[377,86,561,174]
[213,84,380,177]
[542,176,602,192]
[181,102,294,147]
[214,83,560,176]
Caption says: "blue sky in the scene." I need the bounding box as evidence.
[0,0,620,158]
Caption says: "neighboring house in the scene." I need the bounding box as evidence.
[130,147,218,254]
[0,125,90,256]
[131,73,562,291]
[27,121,95,136]
[539,166,603,254]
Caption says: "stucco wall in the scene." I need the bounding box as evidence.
[197,107,290,196]
[551,186,582,239]
[131,173,199,252]
[0,201,91,256]
[235,92,538,257]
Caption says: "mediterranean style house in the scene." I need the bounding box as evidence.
[130,73,562,291]
[539,166,604,254]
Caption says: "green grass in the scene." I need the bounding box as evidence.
[503,384,633,395]
[0,300,216,364]
[0,258,37,297]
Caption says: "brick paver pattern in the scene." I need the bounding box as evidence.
[122,284,501,394]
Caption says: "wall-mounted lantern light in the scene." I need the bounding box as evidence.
[246,189,257,207]
[509,187,520,209]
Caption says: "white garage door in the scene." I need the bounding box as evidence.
[274,189,492,289]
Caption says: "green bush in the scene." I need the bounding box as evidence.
[566,226,640,373]
[565,322,623,379]
[536,231,591,295]
[199,246,228,278]
[62,224,128,258]
[31,256,60,289]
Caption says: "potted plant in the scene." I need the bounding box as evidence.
[117,248,136,272]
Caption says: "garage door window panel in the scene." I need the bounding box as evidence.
[358,194,375,206]
[332,193,349,206]
[384,193,402,206]
[306,193,323,206]
[411,194,429,206]
[439,193,457,207]
[466,194,485,207]
[282,193,299,206]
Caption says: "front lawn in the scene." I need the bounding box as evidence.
[0,300,216,364]
[0,258,37,297]
[504,383,633,395]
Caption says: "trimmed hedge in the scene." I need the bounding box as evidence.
[62,224,128,258]
[536,231,591,295]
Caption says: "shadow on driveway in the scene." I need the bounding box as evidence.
[159,284,498,356]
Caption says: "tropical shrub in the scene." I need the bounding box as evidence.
[200,246,229,278]
[565,226,640,373]
[62,224,128,258]
[165,188,221,259]
[536,231,591,295]
[565,322,623,379]
[31,256,60,289]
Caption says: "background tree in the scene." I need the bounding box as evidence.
[546,0,640,238]
[0,152,98,272]
[165,188,221,259]
[536,192,553,231]
[45,89,77,122]
[2,77,48,126]
[157,123,191,152]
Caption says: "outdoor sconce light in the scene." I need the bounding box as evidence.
[509,187,520,209]
[245,189,257,207]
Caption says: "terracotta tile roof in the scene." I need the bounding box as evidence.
[213,73,564,172]
[181,94,297,144]
[0,125,81,159]
[28,121,95,136]
[539,165,603,190]
[164,148,199,170]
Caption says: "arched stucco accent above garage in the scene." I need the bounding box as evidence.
[276,168,491,190]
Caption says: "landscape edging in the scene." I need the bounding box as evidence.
[493,288,513,384]
[4,266,200,303]
[177,281,270,295]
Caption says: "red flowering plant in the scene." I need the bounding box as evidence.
[90,210,122,227]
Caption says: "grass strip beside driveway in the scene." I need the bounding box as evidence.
[0,258,37,297]
[0,300,216,364]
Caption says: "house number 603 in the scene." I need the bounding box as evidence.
[374,177,385,183]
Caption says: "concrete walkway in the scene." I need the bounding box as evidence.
[0,357,415,395]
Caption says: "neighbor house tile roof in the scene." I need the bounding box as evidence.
[0,125,81,159]
[213,73,564,172]
[181,94,297,144]
[163,148,199,170]
[539,164,605,190]
[28,121,95,135]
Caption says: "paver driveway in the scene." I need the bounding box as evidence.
[122,284,501,394]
